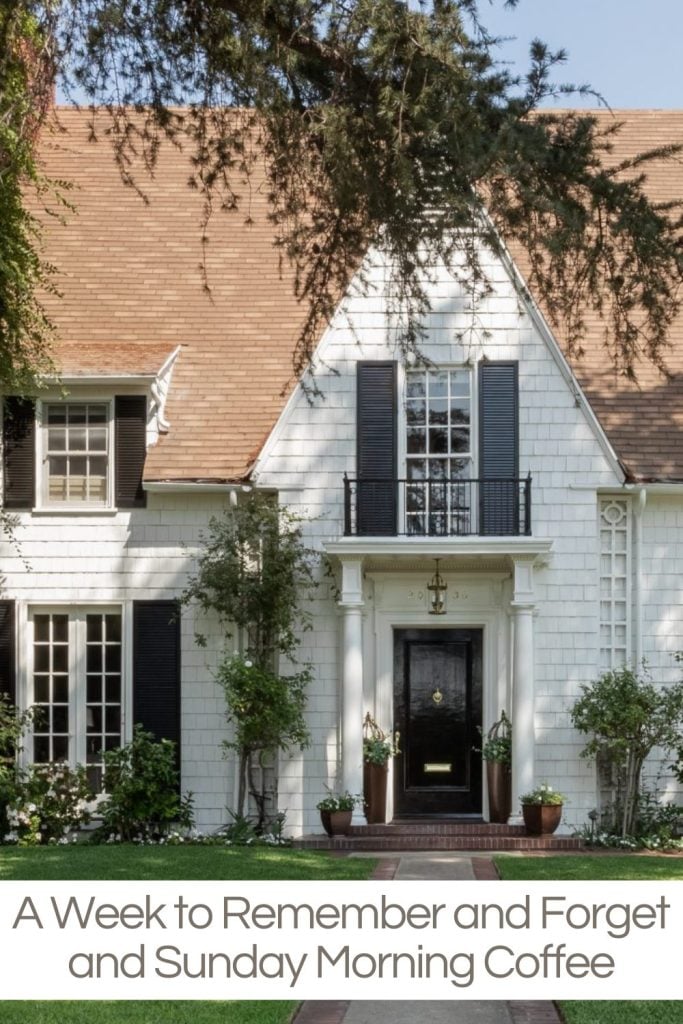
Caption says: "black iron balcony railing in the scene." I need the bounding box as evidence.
[343,475,532,537]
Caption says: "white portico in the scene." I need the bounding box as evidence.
[327,537,552,826]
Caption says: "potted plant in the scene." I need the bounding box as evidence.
[362,713,400,824]
[480,711,511,824]
[520,783,566,835]
[316,791,359,836]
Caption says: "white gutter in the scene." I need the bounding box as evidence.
[623,482,683,494]
[143,481,253,494]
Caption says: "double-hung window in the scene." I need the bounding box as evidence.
[42,402,111,507]
[29,608,123,791]
[405,368,472,535]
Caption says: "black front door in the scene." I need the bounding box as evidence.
[394,628,482,816]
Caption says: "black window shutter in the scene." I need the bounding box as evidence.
[356,361,397,535]
[115,396,147,508]
[478,362,519,536]
[0,601,15,704]
[3,398,35,510]
[133,601,181,770]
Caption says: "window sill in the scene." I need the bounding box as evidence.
[31,507,120,517]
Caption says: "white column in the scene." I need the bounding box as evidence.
[339,557,365,825]
[509,556,536,825]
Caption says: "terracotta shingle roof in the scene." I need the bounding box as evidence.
[53,341,177,378]
[508,110,683,483]
[35,108,683,483]
[36,109,308,482]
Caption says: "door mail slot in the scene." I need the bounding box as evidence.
[424,763,452,773]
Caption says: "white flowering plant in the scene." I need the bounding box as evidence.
[316,790,361,812]
[520,783,565,807]
[5,763,91,845]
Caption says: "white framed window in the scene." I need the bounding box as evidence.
[29,608,124,791]
[404,367,473,535]
[39,401,113,508]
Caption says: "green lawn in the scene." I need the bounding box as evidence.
[0,1002,296,1024]
[0,843,376,880]
[494,853,683,881]
[0,845,375,1024]
[560,1003,682,1024]
[496,855,683,1024]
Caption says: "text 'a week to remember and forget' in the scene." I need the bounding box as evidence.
[2,880,681,1000]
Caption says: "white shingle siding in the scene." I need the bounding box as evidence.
[0,493,235,833]
[256,247,622,833]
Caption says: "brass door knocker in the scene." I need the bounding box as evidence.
[432,688,443,705]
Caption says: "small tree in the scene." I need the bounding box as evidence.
[216,655,311,827]
[183,495,317,827]
[571,665,683,838]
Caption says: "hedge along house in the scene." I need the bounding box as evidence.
[1,109,683,837]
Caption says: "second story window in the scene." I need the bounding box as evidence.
[3,394,148,512]
[405,369,472,534]
[43,402,111,507]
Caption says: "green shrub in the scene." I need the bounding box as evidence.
[5,763,91,845]
[578,793,683,851]
[96,726,194,841]
[0,695,36,836]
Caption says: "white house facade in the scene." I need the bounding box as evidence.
[1,109,682,839]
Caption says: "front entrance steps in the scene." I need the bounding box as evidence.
[295,820,583,852]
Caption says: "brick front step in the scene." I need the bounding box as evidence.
[295,835,582,851]
[349,820,528,836]
[295,830,583,852]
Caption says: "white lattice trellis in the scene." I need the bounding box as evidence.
[599,498,631,669]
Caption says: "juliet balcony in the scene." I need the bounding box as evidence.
[343,475,532,537]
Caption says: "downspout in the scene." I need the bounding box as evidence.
[633,487,647,668]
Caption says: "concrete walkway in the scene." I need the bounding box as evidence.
[295,852,562,1024]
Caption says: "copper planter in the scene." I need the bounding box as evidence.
[320,810,353,836]
[522,803,562,835]
[363,762,388,824]
[486,761,512,823]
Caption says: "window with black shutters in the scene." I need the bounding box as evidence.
[2,394,148,511]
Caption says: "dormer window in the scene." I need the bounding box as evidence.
[43,402,112,507]
[2,395,148,512]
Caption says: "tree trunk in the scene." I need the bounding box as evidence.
[237,748,249,817]
[621,751,643,838]
[247,752,267,832]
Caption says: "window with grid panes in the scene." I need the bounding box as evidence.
[405,369,472,535]
[43,403,110,506]
[30,610,123,791]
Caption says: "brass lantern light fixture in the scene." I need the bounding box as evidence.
[427,559,447,615]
